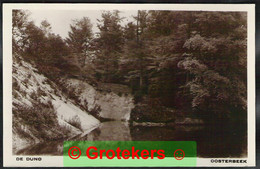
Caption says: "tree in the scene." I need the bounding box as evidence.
[178,12,247,121]
[121,10,247,122]
[66,17,93,67]
[23,21,46,60]
[143,11,190,108]
[12,10,31,53]
[93,10,124,82]
[12,10,72,79]
[40,20,52,35]
[119,10,157,101]
[146,11,176,37]
[124,22,136,41]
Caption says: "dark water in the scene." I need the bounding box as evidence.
[16,121,247,158]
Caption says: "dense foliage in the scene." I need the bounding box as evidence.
[12,10,247,122]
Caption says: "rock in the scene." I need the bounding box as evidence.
[64,79,135,121]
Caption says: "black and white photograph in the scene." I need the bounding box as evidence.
[3,4,255,167]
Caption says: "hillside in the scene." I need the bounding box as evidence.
[60,78,135,121]
[12,55,99,153]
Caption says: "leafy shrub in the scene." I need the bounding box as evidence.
[13,101,70,141]
[89,104,101,118]
[38,88,47,97]
[30,91,38,100]
[12,78,19,89]
[130,98,176,123]
[66,115,82,131]
[23,78,29,85]
[13,90,19,99]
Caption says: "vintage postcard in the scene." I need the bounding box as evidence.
[3,3,255,167]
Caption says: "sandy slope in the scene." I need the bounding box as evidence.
[12,56,100,152]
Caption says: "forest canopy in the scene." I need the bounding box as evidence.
[12,10,247,123]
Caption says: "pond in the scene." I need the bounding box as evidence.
[16,121,247,158]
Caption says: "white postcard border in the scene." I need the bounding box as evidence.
[3,3,255,167]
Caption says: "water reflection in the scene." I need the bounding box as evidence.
[79,121,132,141]
[131,124,247,158]
[16,121,247,158]
[16,140,64,155]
